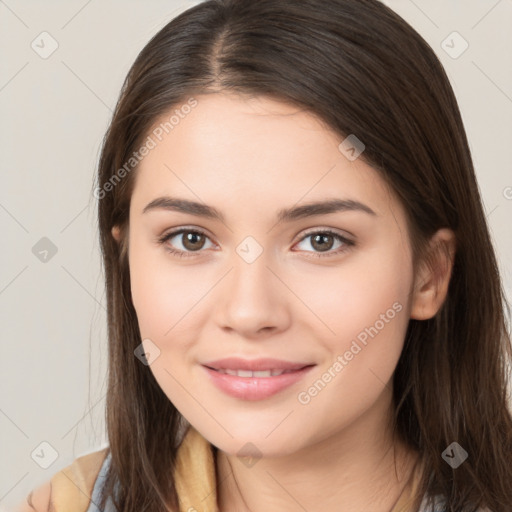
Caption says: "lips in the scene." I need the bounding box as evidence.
[201,357,316,400]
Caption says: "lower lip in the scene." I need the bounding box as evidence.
[202,365,315,401]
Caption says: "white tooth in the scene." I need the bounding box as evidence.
[253,370,272,377]
[237,370,254,378]
[220,369,288,377]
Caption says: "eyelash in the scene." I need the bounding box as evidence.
[157,227,355,259]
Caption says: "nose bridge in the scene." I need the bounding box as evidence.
[216,241,289,334]
[228,232,273,290]
[232,246,272,295]
[230,243,277,305]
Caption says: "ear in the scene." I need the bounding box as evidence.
[410,228,456,320]
[111,225,122,243]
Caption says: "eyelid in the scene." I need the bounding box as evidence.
[157,225,214,242]
[296,226,354,243]
[293,228,355,258]
[157,226,216,251]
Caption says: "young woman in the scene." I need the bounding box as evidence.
[17,0,512,511]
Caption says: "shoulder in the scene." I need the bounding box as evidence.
[13,447,110,512]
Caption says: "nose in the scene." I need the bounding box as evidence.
[214,252,291,339]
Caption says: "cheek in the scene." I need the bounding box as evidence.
[128,244,207,410]
[293,241,413,343]
[294,243,413,416]
[129,239,214,351]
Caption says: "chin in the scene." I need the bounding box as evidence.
[200,422,308,459]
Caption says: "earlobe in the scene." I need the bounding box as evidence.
[410,228,456,320]
[111,225,121,243]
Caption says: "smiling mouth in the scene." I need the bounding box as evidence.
[202,363,316,400]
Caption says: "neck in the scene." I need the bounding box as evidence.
[215,389,419,512]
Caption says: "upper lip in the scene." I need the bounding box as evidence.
[202,357,314,372]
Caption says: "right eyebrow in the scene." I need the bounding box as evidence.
[142,197,225,221]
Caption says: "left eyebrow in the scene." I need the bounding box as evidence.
[276,198,377,222]
[141,196,377,222]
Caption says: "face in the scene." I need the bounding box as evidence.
[123,92,417,457]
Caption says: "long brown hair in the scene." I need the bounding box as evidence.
[95,0,512,510]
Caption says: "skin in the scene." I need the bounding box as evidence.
[112,92,455,512]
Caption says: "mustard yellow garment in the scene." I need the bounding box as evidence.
[37,425,422,511]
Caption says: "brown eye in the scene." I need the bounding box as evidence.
[294,229,355,258]
[310,233,335,252]
[158,228,214,257]
[181,231,207,251]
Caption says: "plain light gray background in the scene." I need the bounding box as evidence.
[1,0,511,509]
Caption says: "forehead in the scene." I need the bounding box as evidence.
[130,92,400,222]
